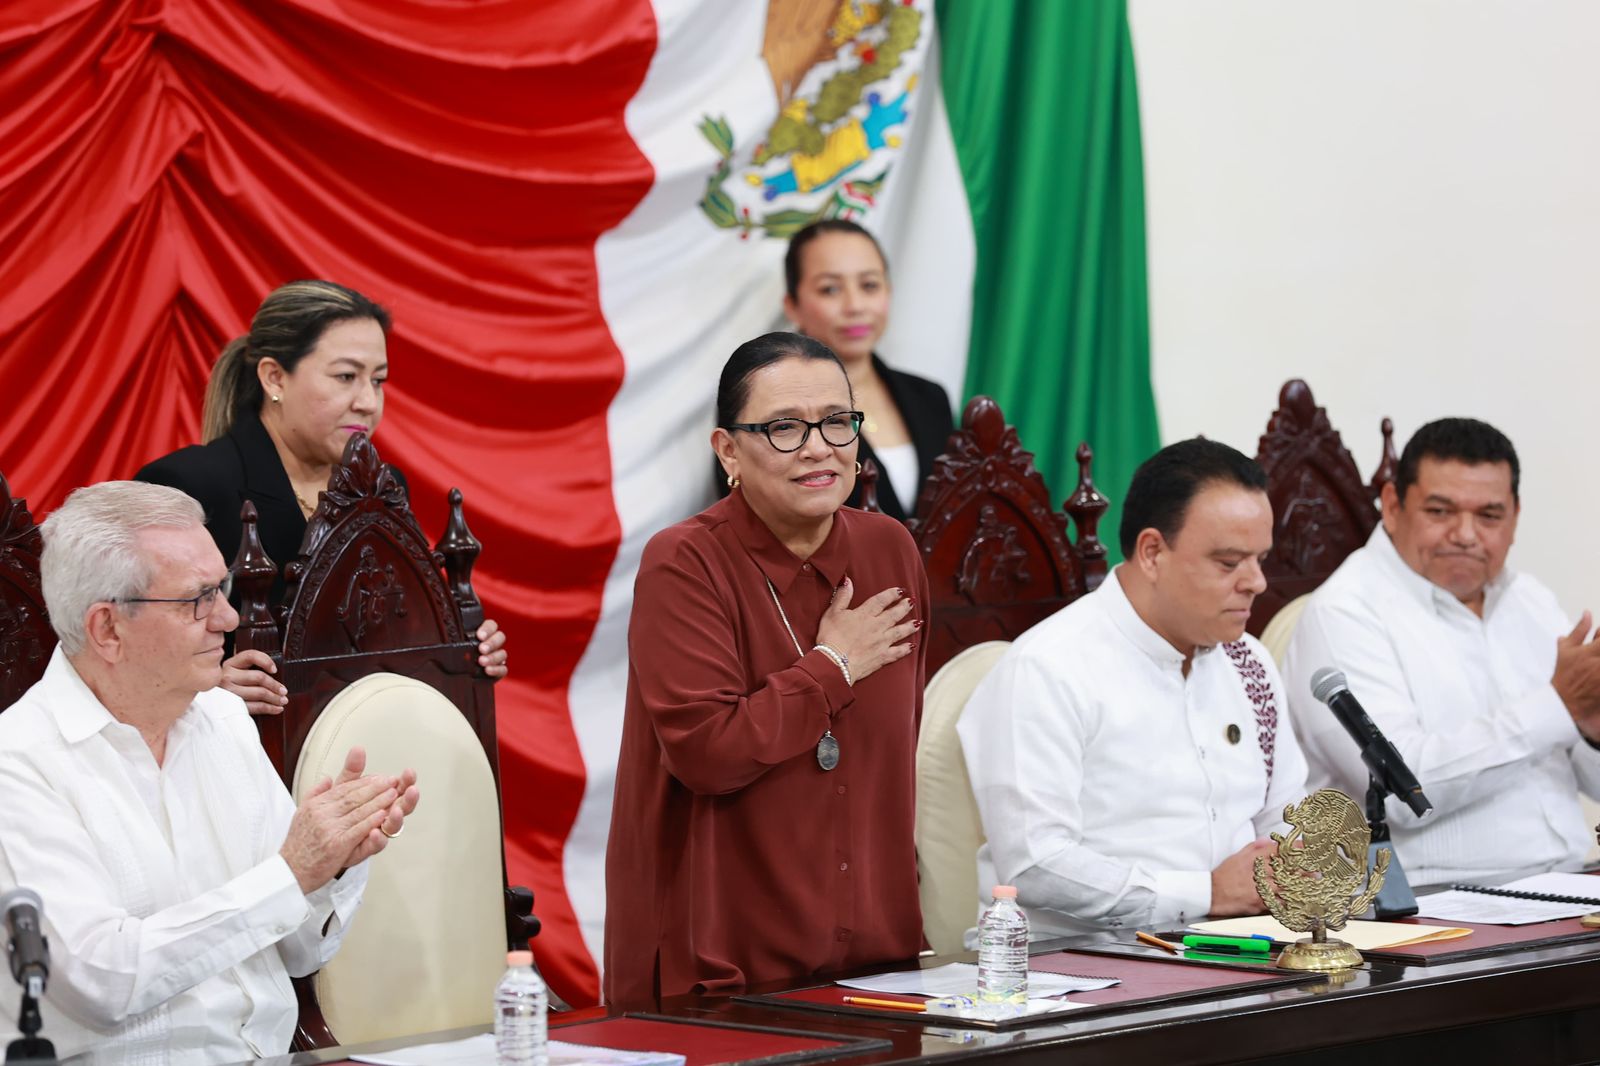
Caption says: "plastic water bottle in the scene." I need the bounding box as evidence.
[977,885,1029,1005]
[494,949,548,1066]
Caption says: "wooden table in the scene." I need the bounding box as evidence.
[265,930,1600,1066]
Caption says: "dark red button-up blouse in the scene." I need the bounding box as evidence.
[603,491,928,1009]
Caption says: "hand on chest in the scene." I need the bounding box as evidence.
[743,568,917,699]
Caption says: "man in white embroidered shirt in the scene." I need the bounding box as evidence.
[0,481,420,1063]
[959,440,1309,937]
[1285,418,1600,888]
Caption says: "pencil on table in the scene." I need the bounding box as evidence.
[841,995,928,1012]
[1135,930,1182,954]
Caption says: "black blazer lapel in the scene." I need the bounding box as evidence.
[870,354,956,520]
[228,413,308,571]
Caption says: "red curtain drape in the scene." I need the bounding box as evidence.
[0,0,658,1006]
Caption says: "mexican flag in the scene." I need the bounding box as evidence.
[579,0,1158,1003]
[0,0,1155,1008]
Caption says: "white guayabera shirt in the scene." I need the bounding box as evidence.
[959,569,1309,939]
[1285,526,1600,889]
[0,649,367,1065]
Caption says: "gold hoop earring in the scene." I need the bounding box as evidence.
[854,461,862,475]
[727,474,740,489]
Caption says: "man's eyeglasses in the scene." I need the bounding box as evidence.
[113,573,235,622]
[724,411,864,453]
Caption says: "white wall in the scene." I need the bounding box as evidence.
[1130,0,1600,620]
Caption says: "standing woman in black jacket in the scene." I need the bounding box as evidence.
[136,280,508,714]
[782,220,954,523]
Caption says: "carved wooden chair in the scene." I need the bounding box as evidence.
[1251,379,1397,655]
[890,396,1109,951]
[903,396,1109,674]
[230,434,536,1049]
[0,472,52,711]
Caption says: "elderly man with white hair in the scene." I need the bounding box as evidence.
[0,481,419,1064]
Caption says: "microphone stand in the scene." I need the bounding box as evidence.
[6,973,54,1064]
[1366,777,1420,919]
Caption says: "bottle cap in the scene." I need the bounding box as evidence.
[507,950,534,966]
[992,885,1018,899]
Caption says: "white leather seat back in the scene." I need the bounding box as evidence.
[916,641,1010,955]
[292,672,506,1044]
[1260,593,1313,668]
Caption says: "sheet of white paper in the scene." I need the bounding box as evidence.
[1488,872,1600,902]
[1414,891,1595,925]
[353,1035,687,1066]
[547,1041,687,1066]
[351,1034,497,1066]
[837,961,1118,997]
[927,998,1089,1021]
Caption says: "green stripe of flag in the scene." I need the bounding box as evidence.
[937,0,1159,560]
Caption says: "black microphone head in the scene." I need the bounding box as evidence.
[0,888,41,920]
[1311,667,1349,704]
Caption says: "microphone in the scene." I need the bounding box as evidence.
[1311,668,1433,818]
[1,888,49,996]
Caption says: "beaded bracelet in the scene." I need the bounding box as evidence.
[813,643,852,687]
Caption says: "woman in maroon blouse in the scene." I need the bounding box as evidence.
[603,332,928,1009]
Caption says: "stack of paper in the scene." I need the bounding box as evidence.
[1192,916,1472,949]
[1413,872,1600,925]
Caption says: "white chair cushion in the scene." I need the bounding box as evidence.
[292,672,506,1045]
[916,641,1010,955]
[1259,593,1313,669]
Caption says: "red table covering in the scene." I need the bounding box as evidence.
[552,1016,874,1066]
[322,1013,880,1066]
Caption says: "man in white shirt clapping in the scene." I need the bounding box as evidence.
[0,481,419,1064]
[1285,418,1600,888]
[959,439,1309,938]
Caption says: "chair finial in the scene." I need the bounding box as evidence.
[857,459,883,514]
[1371,417,1398,500]
[1064,442,1109,589]
[436,488,485,635]
[234,500,281,656]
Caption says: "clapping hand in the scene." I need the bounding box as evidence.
[281,746,421,893]
[1555,611,1600,735]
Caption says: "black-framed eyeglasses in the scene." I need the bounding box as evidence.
[724,411,864,453]
[113,573,234,622]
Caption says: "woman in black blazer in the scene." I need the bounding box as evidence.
[136,280,508,714]
[781,220,954,522]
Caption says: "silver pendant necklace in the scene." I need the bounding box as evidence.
[766,577,840,771]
